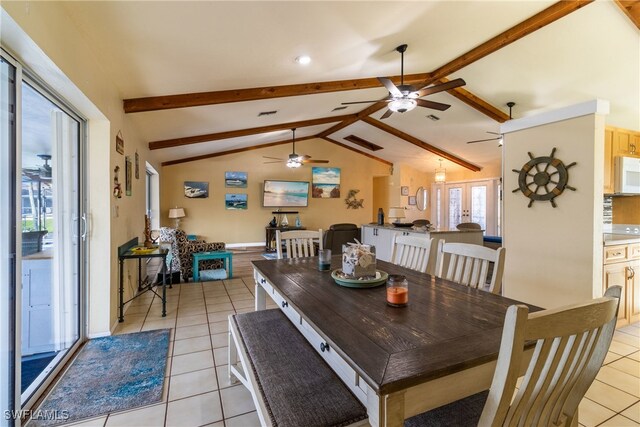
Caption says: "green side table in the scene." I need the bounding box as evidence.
[192,251,233,282]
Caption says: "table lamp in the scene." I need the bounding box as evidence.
[388,207,406,225]
[168,207,186,229]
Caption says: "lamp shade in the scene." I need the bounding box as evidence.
[388,207,406,219]
[168,208,185,219]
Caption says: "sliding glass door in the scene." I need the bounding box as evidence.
[1,50,87,413]
[1,54,17,427]
[20,77,84,403]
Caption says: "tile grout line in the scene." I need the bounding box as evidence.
[204,280,227,426]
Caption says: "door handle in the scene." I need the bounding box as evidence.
[80,214,88,240]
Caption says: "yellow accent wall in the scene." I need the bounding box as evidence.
[160,138,390,244]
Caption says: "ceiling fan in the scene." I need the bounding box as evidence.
[263,129,329,168]
[466,102,516,146]
[342,44,466,120]
[22,154,52,181]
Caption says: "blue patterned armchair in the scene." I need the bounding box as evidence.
[159,228,225,282]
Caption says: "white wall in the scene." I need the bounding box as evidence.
[502,102,606,308]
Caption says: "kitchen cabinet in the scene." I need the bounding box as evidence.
[604,126,640,194]
[603,242,639,327]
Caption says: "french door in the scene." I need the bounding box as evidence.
[1,49,87,418]
[432,179,500,235]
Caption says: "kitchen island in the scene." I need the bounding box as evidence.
[361,224,484,262]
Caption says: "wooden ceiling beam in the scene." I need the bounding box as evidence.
[161,136,315,166]
[149,114,355,150]
[321,137,393,167]
[435,78,510,123]
[124,73,431,113]
[615,0,640,29]
[361,117,480,172]
[323,0,593,134]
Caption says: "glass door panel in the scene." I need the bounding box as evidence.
[470,184,488,231]
[20,81,80,399]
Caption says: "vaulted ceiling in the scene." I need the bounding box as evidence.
[61,0,640,175]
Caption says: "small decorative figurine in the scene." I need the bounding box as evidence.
[295,216,301,227]
[113,166,122,199]
[269,216,277,227]
[144,215,153,248]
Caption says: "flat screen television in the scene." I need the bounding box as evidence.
[262,180,310,207]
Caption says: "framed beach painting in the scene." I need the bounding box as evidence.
[225,171,247,188]
[184,181,209,198]
[262,180,309,207]
[311,167,340,198]
[225,193,248,210]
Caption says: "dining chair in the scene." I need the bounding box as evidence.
[390,234,437,275]
[276,229,323,259]
[405,285,622,427]
[435,240,505,294]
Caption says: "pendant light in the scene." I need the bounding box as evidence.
[434,159,446,183]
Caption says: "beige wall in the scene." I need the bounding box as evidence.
[160,138,390,244]
[503,112,605,309]
[399,164,432,222]
[3,2,160,335]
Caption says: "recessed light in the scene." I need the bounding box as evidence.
[295,55,311,65]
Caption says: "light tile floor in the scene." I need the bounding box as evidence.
[42,277,640,427]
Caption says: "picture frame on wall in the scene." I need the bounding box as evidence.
[125,156,132,196]
[401,186,409,196]
[135,151,140,179]
[225,171,247,188]
[184,181,209,198]
[115,131,124,155]
[225,193,248,210]
[311,167,341,198]
[408,196,417,206]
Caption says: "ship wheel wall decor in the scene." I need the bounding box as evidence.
[512,148,577,208]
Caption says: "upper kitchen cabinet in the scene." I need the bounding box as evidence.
[604,126,640,194]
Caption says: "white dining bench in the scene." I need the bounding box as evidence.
[228,309,368,427]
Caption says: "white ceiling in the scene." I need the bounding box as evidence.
[61,1,640,174]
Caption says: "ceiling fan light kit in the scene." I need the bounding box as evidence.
[342,44,466,119]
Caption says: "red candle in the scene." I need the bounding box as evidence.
[387,287,409,306]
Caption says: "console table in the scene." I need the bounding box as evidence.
[118,237,171,322]
[265,226,306,252]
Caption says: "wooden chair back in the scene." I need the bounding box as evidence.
[479,286,622,427]
[435,240,505,294]
[390,235,437,275]
[276,229,323,260]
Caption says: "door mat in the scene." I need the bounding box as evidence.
[29,329,170,426]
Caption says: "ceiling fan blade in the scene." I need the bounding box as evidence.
[415,78,466,97]
[378,77,403,98]
[302,159,330,164]
[466,137,501,144]
[341,97,392,105]
[380,109,394,120]
[487,131,501,136]
[263,156,284,160]
[263,160,284,164]
[297,154,311,160]
[416,99,451,111]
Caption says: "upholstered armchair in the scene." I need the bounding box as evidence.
[159,228,225,282]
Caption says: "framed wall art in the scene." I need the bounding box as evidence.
[408,196,417,206]
[311,167,340,198]
[225,171,247,188]
[184,181,209,198]
[125,156,132,196]
[225,193,248,210]
[135,151,140,179]
[401,186,409,196]
[115,130,124,155]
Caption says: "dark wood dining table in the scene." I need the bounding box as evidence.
[251,256,540,427]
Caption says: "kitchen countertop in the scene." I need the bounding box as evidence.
[603,234,640,246]
[362,224,483,234]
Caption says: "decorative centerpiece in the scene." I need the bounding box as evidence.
[342,242,376,279]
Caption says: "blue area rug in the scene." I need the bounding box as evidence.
[31,329,170,426]
[262,252,278,260]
